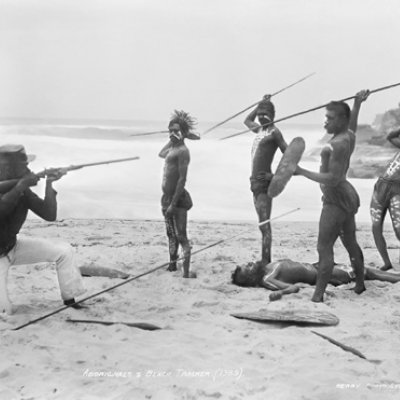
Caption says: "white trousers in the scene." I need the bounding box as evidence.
[0,237,85,314]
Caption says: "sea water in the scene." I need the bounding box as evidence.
[0,119,376,223]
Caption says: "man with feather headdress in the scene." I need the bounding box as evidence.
[159,110,199,278]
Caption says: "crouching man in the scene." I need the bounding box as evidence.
[0,144,85,314]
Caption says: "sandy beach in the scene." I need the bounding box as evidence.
[1,218,400,399]
[3,0,400,398]
[0,113,399,400]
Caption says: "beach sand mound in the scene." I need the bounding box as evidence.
[1,219,400,399]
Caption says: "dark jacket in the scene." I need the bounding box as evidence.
[0,185,57,255]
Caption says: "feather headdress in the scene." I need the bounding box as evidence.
[169,110,200,140]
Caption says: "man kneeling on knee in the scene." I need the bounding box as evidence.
[0,144,85,314]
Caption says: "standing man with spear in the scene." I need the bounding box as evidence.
[200,74,314,266]
[296,90,370,302]
[244,95,288,265]
[159,110,198,278]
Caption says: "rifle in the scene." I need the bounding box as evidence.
[0,156,140,194]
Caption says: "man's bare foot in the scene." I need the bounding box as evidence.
[311,295,324,303]
[167,263,177,272]
[183,271,197,278]
[64,299,88,309]
[269,292,282,302]
[352,284,366,295]
[380,264,393,271]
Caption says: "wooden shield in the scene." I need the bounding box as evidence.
[268,137,305,198]
[231,308,339,326]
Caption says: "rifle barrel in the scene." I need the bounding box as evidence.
[66,156,140,169]
[0,157,141,192]
[35,156,141,176]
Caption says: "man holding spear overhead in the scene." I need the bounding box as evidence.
[296,90,370,302]
[0,145,85,314]
[244,95,288,265]
[159,110,198,278]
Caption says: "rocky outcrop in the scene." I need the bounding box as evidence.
[372,105,400,133]
[348,124,397,178]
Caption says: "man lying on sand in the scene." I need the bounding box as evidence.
[0,145,86,314]
[231,259,400,301]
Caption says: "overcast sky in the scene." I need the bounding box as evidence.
[1,0,400,124]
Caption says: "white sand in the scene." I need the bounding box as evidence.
[1,219,400,399]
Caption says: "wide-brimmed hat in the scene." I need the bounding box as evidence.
[0,144,36,163]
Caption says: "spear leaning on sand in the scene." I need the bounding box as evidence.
[0,156,140,193]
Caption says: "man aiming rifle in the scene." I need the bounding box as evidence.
[0,144,139,314]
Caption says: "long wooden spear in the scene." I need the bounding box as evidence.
[220,81,400,140]
[203,72,315,135]
[130,130,169,137]
[12,208,300,330]
[311,330,381,364]
[66,319,161,330]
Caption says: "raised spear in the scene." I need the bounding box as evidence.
[220,81,400,140]
[203,72,315,135]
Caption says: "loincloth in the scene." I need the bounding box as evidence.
[250,174,272,197]
[373,177,400,208]
[161,189,193,213]
[321,181,360,214]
